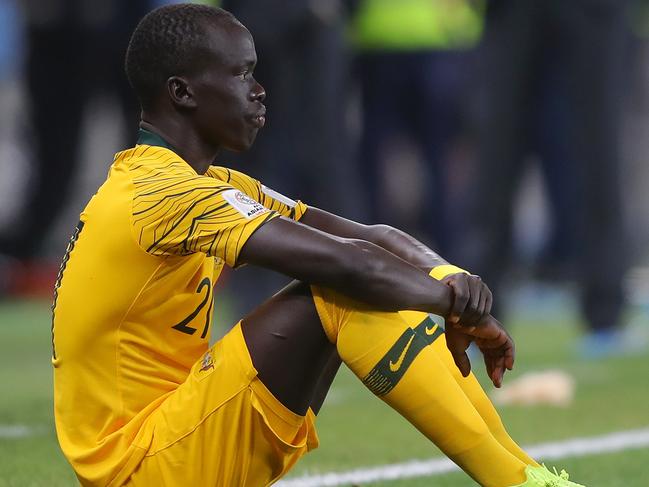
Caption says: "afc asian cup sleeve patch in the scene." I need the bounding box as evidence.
[222,189,270,219]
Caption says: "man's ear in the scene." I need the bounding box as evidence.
[167,76,197,109]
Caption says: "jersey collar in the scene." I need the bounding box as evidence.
[137,128,176,152]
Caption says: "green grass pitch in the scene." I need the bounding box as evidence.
[0,299,647,486]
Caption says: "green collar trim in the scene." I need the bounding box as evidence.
[137,128,176,151]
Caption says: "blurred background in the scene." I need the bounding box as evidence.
[0,0,648,485]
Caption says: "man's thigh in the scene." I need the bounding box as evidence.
[241,280,339,415]
[126,322,319,487]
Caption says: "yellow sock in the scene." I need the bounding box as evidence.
[312,286,528,487]
[400,310,538,467]
[423,265,539,467]
[434,337,538,466]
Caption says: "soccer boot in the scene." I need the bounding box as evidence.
[512,464,585,487]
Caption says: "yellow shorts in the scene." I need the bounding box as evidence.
[124,322,319,487]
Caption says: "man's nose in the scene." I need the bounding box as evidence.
[251,81,266,103]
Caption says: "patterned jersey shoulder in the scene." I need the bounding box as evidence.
[206,166,308,221]
[122,146,278,267]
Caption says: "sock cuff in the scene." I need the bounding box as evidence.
[429,264,469,280]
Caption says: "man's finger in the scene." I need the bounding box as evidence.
[492,365,504,388]
[477,291,488,320]
[448,278,470,323]
[452,350,472,377]
[484,287,493,317]
[467,277,483,323]
[486,353,505,388]
[504,341,515,371]
[465,316,505,341]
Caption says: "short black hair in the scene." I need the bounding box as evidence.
[125,3,237,109]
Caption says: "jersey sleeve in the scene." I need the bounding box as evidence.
[206,166,308,221]
[131,174,278,267]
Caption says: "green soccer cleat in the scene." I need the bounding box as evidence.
[513,464,586,487]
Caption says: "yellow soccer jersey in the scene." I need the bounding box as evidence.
[52,129,308,486]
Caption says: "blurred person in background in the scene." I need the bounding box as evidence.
[0,0,23,221]
[458,0,633,357]
[623,0,649,263]
[351,0,484,254]
[0,0,149,295]
[217,0,355,315]
[220,0,354,213]
[0,0,24,294]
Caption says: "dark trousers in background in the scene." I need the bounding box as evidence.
[460,0,630,331]
[357,50,473,254]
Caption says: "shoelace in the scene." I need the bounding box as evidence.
[526,466,559,486]
[528,465,571,487]
[553,467,570,480]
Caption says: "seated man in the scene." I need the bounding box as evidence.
[51,4,584,486]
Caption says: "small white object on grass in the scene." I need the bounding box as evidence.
[491,370,575,407]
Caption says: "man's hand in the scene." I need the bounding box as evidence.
[442,273,493,326]
[450,316,515,388]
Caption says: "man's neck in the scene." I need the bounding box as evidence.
[139,118,218,175]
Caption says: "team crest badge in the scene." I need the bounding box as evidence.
[199,352,214,372]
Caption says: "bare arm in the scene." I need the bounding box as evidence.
[238,211,513,386]
[238,216,455,317]
[298,207,447,273]
[297,207,494,323]
[295,207,513,386]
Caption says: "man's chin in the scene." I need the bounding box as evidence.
[226,133,257,153]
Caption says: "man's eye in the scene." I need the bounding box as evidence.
[237,70,250,80]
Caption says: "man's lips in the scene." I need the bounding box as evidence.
[251,108,266,128]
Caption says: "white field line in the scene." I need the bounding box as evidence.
[277,427,649,487]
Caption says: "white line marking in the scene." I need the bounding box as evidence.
[277,427,649,487]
